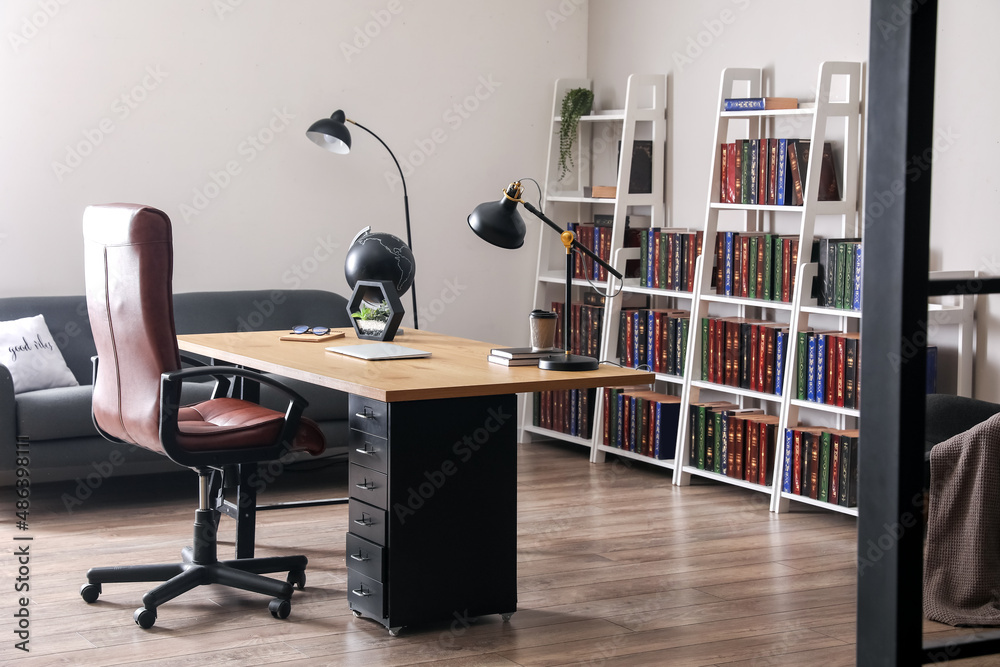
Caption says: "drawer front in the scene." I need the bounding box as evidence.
[347,569,385,621]
[348,499,387,545]
[345,532,385,582]
[349,395,388,438]
[348,429,387,474]
[349,463,388,509]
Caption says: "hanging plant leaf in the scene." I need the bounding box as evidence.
[558,87,594,181]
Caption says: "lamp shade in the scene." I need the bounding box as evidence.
[467,189,526,250]
[306,110,351,154]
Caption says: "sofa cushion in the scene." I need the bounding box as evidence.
[0,315,79,393]
[16,382,217,443]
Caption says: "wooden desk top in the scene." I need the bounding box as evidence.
[177,328,653,403]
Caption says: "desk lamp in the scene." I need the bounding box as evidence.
[468,180,622,371]
[306,110,418,329]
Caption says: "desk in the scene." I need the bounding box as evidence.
[178,328,652,635]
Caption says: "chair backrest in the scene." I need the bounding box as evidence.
[83,204,180,454]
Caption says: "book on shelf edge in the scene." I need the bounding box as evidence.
[723,97,798,111]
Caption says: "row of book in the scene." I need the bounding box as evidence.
[793,330,862,409]
[718,139,840,206]
[816,237,863,310]
[601,388,680,459]
[637,228,705,291]
[712,231,801,302]
[699,317,790,396]
[552,295,604,358]
[567,215,642,282]
[617,308,691,376]
[687,403,778,485]
[782,427,859,507]
[532,388,596,439]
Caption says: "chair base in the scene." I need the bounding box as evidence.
[81,508,307,628]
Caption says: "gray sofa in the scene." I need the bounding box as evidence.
[0,289,352,485]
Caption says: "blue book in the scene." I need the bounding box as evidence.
[632,311,643,371]
[775,329,786,396]
[719,410,730,473]
[807,334,817,402]
[783,428,794,492]
[723,231,736,296]
[647,310,657,371]
[724,97,798,111]
[593,226,602,280]
[616,392,626,449]
[815,334,826,404]
[646,229,656,287]
[852,243,863,310]
[776,139,789,205]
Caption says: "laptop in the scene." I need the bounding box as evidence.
[326,342,432,361]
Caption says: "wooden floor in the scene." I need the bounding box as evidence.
[1,440,991,666]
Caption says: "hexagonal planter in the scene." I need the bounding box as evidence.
[347,280,404,341]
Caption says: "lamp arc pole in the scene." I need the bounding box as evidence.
[348,119,417,330]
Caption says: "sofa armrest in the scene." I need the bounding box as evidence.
[0,363,17,471]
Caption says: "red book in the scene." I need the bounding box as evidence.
[758,140,768,205]
[792,429,803,494]
[808,431,820,500]
[767,139,778,205]
[725,319,738,386]
[732,233,742,298]
[740,235,751,298]
[825,333,837,405]
[836,334,847,407]
[749,324,760,392]
[730,415,742,478]
[748,416,760,482]
[730,142,740,205]
[788,237,800,296]
[781,238,793,302]
[720,144,729,202]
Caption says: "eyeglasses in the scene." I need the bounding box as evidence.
[290,325,332,336]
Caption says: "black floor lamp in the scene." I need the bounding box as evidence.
[468,180,622,371]
[306,110,418,329]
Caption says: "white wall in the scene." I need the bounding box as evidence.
[586,0,1000,402]
[0,0,588,346]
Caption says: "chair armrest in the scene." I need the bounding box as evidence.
[159,366,308,467]
[0,364,17,471]
[176,354,232,398]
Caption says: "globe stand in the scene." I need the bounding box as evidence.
[347,280,404,342]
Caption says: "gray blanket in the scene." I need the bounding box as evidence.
[924,412,1000,626]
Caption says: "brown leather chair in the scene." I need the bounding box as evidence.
[79,203,325,628]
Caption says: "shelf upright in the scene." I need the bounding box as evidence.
[520,74,666,451]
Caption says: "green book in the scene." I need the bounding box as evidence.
[748,236,758,299]
[703,406,715,472]
[835,242,848,309]
[762,234,775,301]
[697,406,707,469]
[741,140,751,205]
[679,318,689,375]
[639,232,648,286]
[658,232,668,289]
[713,409,725,473]
[796,331,809,400]
[819,431,832,502]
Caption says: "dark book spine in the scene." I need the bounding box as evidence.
[748,139,759,205]
[773,329,785,396]
[701,318,710,381]
[853,243,863,311]
[836,335,846,407]
[720,144,728,202]
[796,331,809,400]
[819,431,832,502]
[830,434,841,505]
[776,139,789,205]
[758,139,768,205]
[783,428,794,493]
[726,142,737,205]
[724,232,735,296]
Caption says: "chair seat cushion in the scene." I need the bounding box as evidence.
[177,398,324,455]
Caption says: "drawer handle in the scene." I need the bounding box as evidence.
[355,408,376,420]
[350,552,370,563]
[352,586,372,597]
[356,480,376,491]
[354,515,374,527]
[355,443,376,456]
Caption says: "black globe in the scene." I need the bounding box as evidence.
[344,230,415,301]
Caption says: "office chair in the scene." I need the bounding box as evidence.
[79,203,325,628]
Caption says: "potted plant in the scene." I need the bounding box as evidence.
[558,87,594,180]
[346,280,404,341]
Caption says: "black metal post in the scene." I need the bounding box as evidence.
[857,0,937,664]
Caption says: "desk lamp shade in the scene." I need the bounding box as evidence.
[467,183,526,250]
[306,110,351,154]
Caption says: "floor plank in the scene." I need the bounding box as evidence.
[0,438,986,665]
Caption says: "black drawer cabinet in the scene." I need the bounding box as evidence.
[344,393,518,635]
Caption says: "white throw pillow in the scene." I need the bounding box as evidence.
[0,315,80,394]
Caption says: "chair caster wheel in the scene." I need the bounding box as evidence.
[287,570,306,590]
[80,583,101,603]
[269,598,291,619]
[501,613,514,622]
[388,626,402,637]
[352,610,363,618]
[134,607,156,629]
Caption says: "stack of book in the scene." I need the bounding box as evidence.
[487,347,558,367]
[718,138,840,207]
[699,316,790,396]
[602,388,680,460]
[687,402,779,485]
